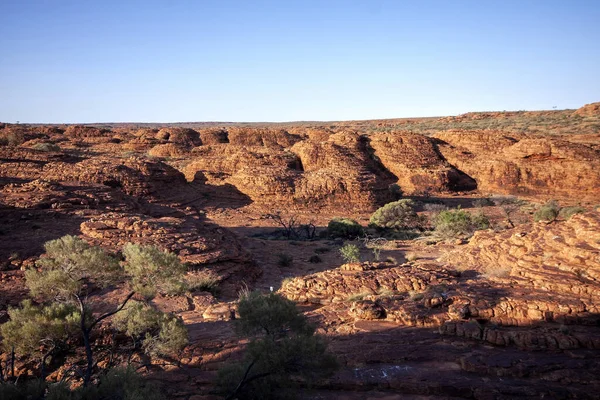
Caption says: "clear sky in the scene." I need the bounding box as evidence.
[1,0,599,123]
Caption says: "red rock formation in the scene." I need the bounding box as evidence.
[573,102,600,117]
[369,132,475,194]
[434,130,600,201]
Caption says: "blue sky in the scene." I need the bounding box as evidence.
[1,0,599,123]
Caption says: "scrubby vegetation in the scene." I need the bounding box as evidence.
[0,367,165,400]
[217,291,337,400]
[369,199,423,230]
[339,243,361,263]
[533,200,560,222]
[559,205,586,220]
[2,235,188,389]
[326,217,364,239]
[432,209,490,239]
[185,269,221,295]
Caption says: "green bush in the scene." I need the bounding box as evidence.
[558,206,585,220]
[185,270,220,295]
[471,211,491,230]
[326,217,364,239]
[123,243,187,298]
[0,367,165,400]
[18,236,189,386]
[369,199,423,230]
[339,243,360,263]
[112,301,188,358]
[218,292,337,400]
[533,200,560,222]
[433,209,489,239]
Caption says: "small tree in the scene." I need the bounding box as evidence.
[491,196,525,228]
[218,292,337,400]
[20,235,188,385]
[1,301,79,380]
[0,366,165,400]
[369,199,423,230]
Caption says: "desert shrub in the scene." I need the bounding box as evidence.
[143,315,188,357]
[491,195,526,228]
[85,367,165,400]
[533,200,560,222]
[18,235,188,386]
[472,197,493,208]
[471,211,491,230]
[369,199,423,230]
[405,252,418,262]
[559,206,586,220]
[26,235,121,300]
[1,367,165,400]
[112,301,188,357]
[32,142,61,152]
[1,300,80,379]
[432,209,489,239]
[339,243,360,263]
[0,380,46,400]
[326,217,364,239]
[277,253,294,267]
[218,292,337,400]
[185,270,220,295]
[123,243,187,298]
[423,203,448,214]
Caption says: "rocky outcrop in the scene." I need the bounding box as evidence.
[184,131,394,210]
[80,213,260,291]
[43,156,187,198]
[227,127,301,148]
[80,212,249,265]
[64,125,110,138]
[369,132,475,194]
[280,211,600,351]
[196,128,229,145]
[289,131,394,208]
[440,212,600,323]
[280,261,457,328]
[148,143,189,158]
[434,130,600,200]
[155,127,202,146]
[573,102,600,117]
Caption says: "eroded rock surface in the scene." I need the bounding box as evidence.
[434,130,600,200]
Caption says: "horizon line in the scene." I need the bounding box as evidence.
[0,106,585,126]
